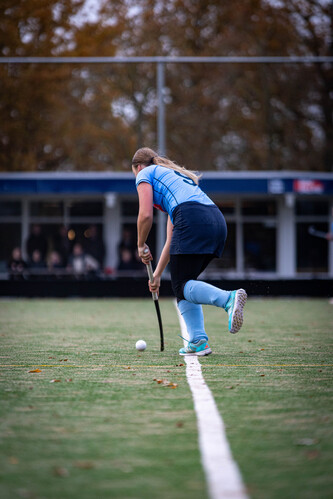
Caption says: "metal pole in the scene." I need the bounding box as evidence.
[1,56,333,64]
[156,62,167,259]
[157,61,166,155]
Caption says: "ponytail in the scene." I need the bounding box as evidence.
[131,147,201,185]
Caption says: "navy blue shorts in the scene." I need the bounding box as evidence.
[170,202,227,257]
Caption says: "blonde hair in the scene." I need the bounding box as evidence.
[131,147,201,185]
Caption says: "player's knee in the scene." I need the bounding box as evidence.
[172,279,189,302]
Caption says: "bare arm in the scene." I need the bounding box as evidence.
[136,182,153,263]
[149,216,173,294]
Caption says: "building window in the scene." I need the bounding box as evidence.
[241,200,277,216]
[30,201,64,217]
[0,223,21,271]
[118,200,157,271]
[0,201,22,272]
[297,222,329,273]
[208,199,277,274]
[69,201,104,217]
[242,200,277,273]
[296,200,328,216]
[296,199,330,274]
[121,200,139,216]
[0,201,21,217]
[243,222,276,271]
[67,223,105,268]
[216,200,236,215]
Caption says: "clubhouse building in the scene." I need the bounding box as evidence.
[0,171,332,296]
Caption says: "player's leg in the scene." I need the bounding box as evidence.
[183,279,247,334]
[170,254,212,355]
[170,254,247,335]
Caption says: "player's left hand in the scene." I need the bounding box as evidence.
[149,274,161,295]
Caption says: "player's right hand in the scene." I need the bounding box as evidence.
[139,244,152,264]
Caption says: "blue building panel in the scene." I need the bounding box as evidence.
[0,172,332,196]
[200,178,269,194]
[0,177,137,195]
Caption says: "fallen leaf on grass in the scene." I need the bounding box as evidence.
[28,369,42,373]
[153,379,178,388]
[226,386,234,389]
[305,450,320,460]
[53,466,69,477]
[296,438,318,446]
[260,374,265,377]
[74,461,95,469]
[9,456,19,464]
[16,406,35,411]
[50,379,61,383]
[176,422,184,428]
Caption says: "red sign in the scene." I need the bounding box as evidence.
[293,179,324,194]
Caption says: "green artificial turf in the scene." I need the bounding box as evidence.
[0,298,332,499]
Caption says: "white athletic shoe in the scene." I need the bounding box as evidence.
[225,289,247,334]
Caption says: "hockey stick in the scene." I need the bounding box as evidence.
[308,226,328,240]
[145,258,164,352]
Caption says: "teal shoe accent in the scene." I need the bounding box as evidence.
[225,288,247,334]
[179,338,212,356]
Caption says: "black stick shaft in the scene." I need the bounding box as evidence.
[154,300,164,351]
[146,261,164,351]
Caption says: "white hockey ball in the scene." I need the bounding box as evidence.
[136,340,147,351]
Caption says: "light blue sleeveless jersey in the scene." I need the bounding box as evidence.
[136,165,214,223]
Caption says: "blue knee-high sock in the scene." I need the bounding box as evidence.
[177,300,208,343]
[184,280,231,309]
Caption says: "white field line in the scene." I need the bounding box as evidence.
[175,302,249,499]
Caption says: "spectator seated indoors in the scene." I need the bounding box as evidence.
[47,250,65,280]
[67,242,100,278]
[26,224,48,262]
[48,250,63,269]
[28,249,47,280]
[84,225,105,268]
[117,246,142,271]
[29,249,46,268]
[53,225,71,267]
[7,247,27,280]
[118,227,136,255]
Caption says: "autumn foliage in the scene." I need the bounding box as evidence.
[0,0,332,172]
